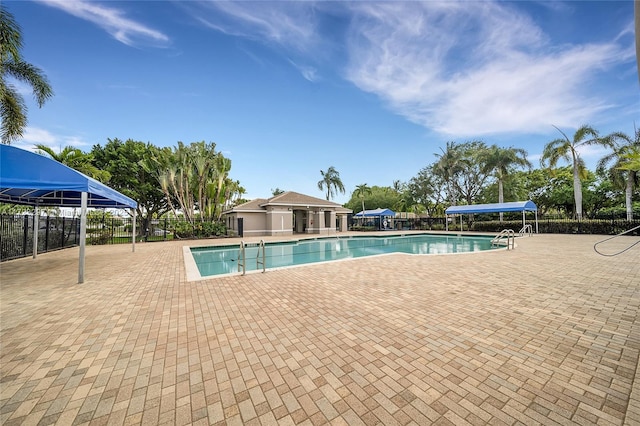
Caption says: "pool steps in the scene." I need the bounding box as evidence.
[237,240,266,275]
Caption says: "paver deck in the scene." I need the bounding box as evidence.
[1,232,639,425]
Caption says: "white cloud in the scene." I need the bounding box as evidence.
[37,0,169,47]
[15,127,90,152]
[288,59,319,82]
[20,127,57,145]
[344,1,631,137]
[179,1,632,137]
[190,1,318,53]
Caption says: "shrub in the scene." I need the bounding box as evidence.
[173,221,226,239]
[90,229,113,245]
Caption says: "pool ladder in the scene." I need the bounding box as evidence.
[519,224,533,237]
[492,229,515,250]
[238,240,266,275]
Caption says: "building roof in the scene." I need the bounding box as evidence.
[445,201,537,215]
[224,191,352,213]
[228,198,268,212]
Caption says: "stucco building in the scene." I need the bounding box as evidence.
[222,191,352,237]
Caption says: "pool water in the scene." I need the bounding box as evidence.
[189,233,498,278]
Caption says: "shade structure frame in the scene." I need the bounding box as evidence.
[1,144,138,283]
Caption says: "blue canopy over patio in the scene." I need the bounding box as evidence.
[353,208,396,230]
[445,201,538,233]
[353,208,395,217]
[0,144,138,282]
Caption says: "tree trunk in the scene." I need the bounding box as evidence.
[498,179,504,222]
[573,163,583,220]
[626,173,634,221]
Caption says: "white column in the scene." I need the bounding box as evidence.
[78,192,87,283]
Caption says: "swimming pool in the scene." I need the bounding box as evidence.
[187,233,499,279]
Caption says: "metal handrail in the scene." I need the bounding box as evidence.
[238,240,246,275]
[492,229,515,250]
[256,239,266,273]
[594,224,640,256]
[519,224,533,237]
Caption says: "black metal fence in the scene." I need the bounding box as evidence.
[3,212,639,262]
[0,214,228,262]
[1,215,81,261]
[348,212,640,236]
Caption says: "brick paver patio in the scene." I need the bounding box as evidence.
[1,233,639,425]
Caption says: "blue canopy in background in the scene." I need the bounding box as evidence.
[353,208,395,217]
[445,201,537,215]
[445,201,538,233]
[0,144,138,283]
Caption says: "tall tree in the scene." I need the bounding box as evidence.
[35,144,110,182]
[454,141,492,206]
[1,5,53,144]
[353,183,372,215]
[92,138,169,232]
[541,125,612,220]
[407,164,447,216]
[141,141,236,223]
[434,141,464,206]
[317,166,345,201]
[482,145,531,221]
[598,127,640,220]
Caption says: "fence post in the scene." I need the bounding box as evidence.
[22,215,29,257]
[164,218,168,240]
[61,216,65,248]
[44,216,50,252]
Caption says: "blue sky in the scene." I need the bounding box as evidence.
[8,0,639,204]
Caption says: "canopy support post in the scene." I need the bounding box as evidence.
[32,204,39,259]
[78,192,87,284]
[522,210,525,229]
[535,210,539,234]
[445,215,448,231]
[132,208,136,252]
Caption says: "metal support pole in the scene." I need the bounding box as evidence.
[132,209,136,252]
[78,192,87,283]
[32,205,39,259]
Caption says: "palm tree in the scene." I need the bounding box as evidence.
[434,141,465,206]
[619,150,640,172]
[598,127,640,221]
[1,5,53,144]
[317,166,345,201]
[483,145,531,221]
[35,144,109,181]
[541,125,612,220]
[353,183,372,221]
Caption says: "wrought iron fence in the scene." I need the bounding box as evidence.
[1,215,81,261]
[349,212,640,236]
[3,211,638,262]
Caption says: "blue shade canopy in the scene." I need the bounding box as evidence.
[0,144,137,209]
[445,201,537,215]
[354,208,395,217]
